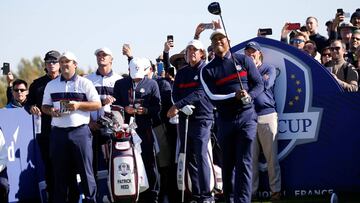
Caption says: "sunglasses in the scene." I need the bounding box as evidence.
[45,60,59,64]
[13,89,27,93]
[321,53,331,57]
[290,39,305,44]
[330,47,341,51]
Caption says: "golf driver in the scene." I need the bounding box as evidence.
[208,2,251,104]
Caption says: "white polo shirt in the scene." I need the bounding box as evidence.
[86,70,122,120]
[42,74,100,128]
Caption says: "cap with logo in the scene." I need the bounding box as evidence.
[245,41,262,52]
[186,39,205,50]
[44,50,61,62]
[129,57,151,79]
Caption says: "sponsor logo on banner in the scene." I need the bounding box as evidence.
[233,38,322,169]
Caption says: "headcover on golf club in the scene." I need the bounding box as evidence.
[180,105,196,116]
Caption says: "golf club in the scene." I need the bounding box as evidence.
[208,2,251,104]
[176,117,188,203]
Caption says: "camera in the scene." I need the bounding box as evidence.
[258,28,272,36]
[1,62,10,75]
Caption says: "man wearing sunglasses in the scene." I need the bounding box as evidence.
[24,50,62,203]
[346,29,360,66]
[325,40,358,92]
[5,79,28,108]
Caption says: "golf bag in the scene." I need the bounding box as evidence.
[98,105,148,203]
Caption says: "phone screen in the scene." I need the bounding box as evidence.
[167,35,174,47]
[287,23,301,30]
[203,23,214,30]
[2,63,10,75]
[258,28,273,35]
[157,62,164,76]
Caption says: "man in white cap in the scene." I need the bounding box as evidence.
[113,57,161,203]
[200,29,263,203]
[167,39,215,203]
[42,51,101,203]
[86,47,122,178]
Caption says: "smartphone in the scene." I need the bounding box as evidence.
[157,62,164,77]
[203,23,214,30]
[337,8,350,18]
[258,28,272,36]
[337,8,344,15]
[122,43,130,55]
[2,63,10,75]
[167,35,174,47]
[287,23,301,30]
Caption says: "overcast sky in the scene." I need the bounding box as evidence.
[0,0,358,75]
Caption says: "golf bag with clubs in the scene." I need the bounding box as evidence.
[97,105,148,203]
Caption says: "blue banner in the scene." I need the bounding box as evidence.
[0,108,44,202]
[233,37,360,198]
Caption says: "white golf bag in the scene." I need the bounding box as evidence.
[98,105,148,203]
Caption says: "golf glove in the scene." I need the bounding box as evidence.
[180,105,195,116]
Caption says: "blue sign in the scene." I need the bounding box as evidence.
[232,37,360,198]
[0,108,44,202]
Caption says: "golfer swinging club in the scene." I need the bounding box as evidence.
[200,2,264,202]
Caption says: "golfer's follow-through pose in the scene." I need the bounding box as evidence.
[200,28,263,203]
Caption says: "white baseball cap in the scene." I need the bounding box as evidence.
[94,47,113,56]
[129,57,151,79]
[59,51,78,63]
[186,39,205,50]
[210,29,226,40]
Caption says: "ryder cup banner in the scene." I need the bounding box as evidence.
[0,108,44,202]
[233,37,360,197]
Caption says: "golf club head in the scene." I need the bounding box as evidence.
[208,2,221,15]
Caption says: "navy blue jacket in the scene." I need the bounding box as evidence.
[253,63,277,116]
[200,52,263,118]
[173,60,214,121]
[155,77,173,126]
[113,76,161,130]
